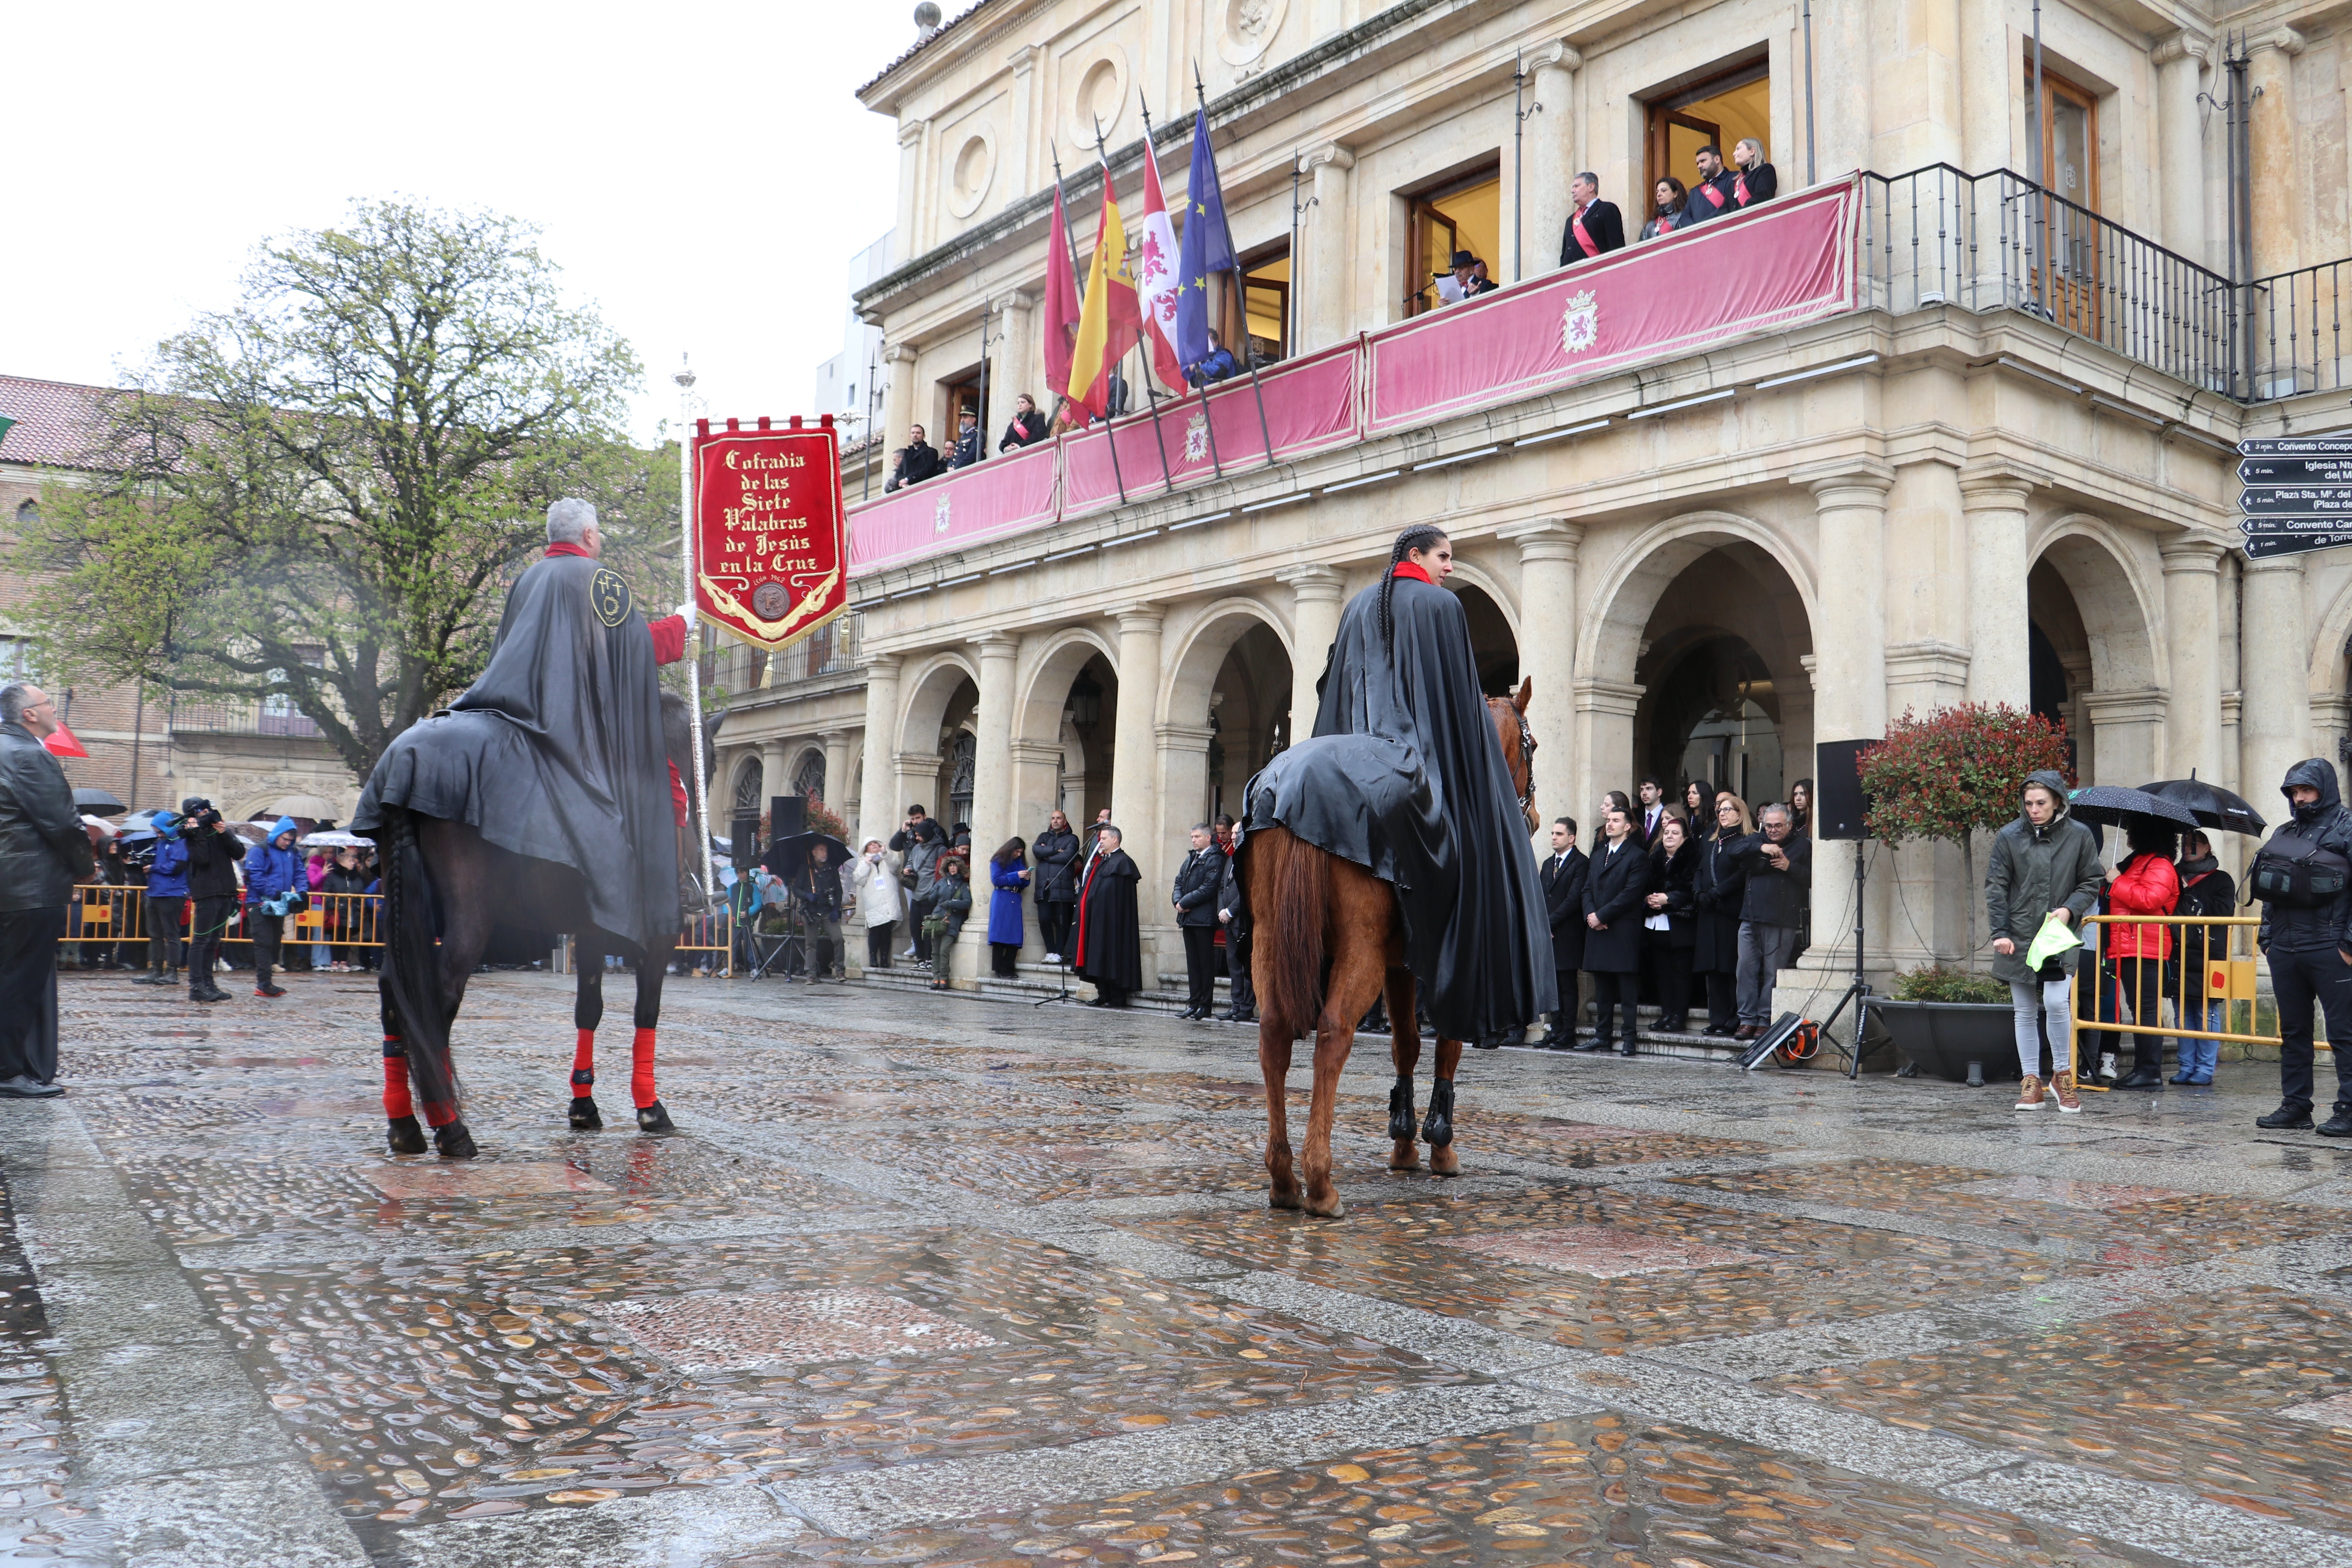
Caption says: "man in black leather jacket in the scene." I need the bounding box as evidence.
[2254,758,2352,1133]
[181,797,247,1002]
[0,684,90,1096]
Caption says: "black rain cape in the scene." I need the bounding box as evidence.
[1242,573,1554,1038]
[353,552,680,950]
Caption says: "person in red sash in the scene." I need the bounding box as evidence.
[1641,178,1690,241]
[1557,173,1625,267]
[1073,824,1142,1007]
[1731,138,1779,209]
[1684,144,1741,226]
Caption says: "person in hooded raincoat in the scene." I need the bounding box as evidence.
[242,816,305,998]
[1240,524,1552,1042]
[2251,758,2352,1134]
[1985,769,2103,1111]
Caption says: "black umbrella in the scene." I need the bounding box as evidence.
[760,831,851,885]
[71,788,127,815]
[2066,785,2200,832]
[2133,773,2267,835]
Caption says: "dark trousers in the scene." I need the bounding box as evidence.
[250,910,285,991]
[146,895,185,973]
[866,921,896,969]
[909,898,935,959]
[1642,931,1692,1028]
[2269,945,2352,1114]
[991,942,1020,977]
[1039,902,1074,958]
[1181,925,1218,1011]
[1549,969,1579,1041]
[0,907,64,1085]
[1592,970,1639,1045]
[2094,956,2166,1071]
[1227,928,1255,1016]
[188,896,234,992]
[1702,970,1737,1031]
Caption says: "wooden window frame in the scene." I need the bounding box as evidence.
[1400,156,1503,319]
[1642,53,1769,202]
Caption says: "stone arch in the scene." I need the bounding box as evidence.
[2029,514,2165,694]
[1160,597,1293,728]
[1578,511,1819,683]
[727,753,765,817]
[1161,595,1297,829]
[894,649,981,759]
[1015,626,1119,744]
[2308,567,2352,704]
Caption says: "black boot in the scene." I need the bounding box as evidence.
[2258,1102,2314,1130]
[1619,1036,1639,1057]
[2114,1063,2164,1090]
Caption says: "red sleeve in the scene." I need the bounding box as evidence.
[2113,856,2179,916]
[669,761,689,827]
[648,614,686,666]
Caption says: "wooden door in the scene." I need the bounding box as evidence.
[2033,73,2101,336]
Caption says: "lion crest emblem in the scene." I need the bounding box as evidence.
[1184,410,1211,464]
[933,494,953,535]
[1561,289,1600,356]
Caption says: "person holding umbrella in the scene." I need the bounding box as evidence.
[2101,824,2181,1090]
[2171,830,2236,1086]
[2248,758,2352,1134]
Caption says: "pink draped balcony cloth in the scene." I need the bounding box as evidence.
[848,438,1059,574]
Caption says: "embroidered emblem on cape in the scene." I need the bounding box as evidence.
[933,494,953,535]
[752,581,791,621]
[589,568,633,629]
[1561,290,1600,356]
[1184,410,1210,463]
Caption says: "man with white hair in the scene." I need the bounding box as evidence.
[0,681,90,1097]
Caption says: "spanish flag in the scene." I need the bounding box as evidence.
[1067,163,1143,420]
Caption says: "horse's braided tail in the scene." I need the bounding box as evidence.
[1251,827,1328,1041]
[381,806,459,1123]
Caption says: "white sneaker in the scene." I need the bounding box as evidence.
[1044,953,1061,964]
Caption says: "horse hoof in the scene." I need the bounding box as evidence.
[1268,1187,1303,1211]
[568,1096,604,1131]
[1303,1192,1347,1219]
[1388,1139,1421,1171]
[635,1100,676,1135]
[1428,1145,1461,1177]
[386,1116,427,1155]
[434,1121,478,1159]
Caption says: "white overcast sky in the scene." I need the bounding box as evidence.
[1,2,915,445]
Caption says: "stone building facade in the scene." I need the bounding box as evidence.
[729,0,2352,1003]
[0,376,360,823]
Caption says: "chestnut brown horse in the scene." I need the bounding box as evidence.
[374,691,708,1158]
[1244,679,1538,1216]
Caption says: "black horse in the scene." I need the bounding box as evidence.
[376,691,707,1158]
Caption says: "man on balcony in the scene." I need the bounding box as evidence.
[1185,330,1239,388]
[946,409,982,470]
[1559,173,1625,267]
[1684,145,1742,226]
[884,425,943,491]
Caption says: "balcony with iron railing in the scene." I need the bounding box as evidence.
[166,691,324,740]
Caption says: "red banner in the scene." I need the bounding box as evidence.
[1365,177,1856,433]
[691,418,848,651]
[847,437,1060,573]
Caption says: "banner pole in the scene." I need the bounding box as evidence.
[1140,90,1221,479]
[674,362,713,913]
[1196,64,1278,468]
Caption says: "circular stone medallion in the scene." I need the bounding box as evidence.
[752,581,791,621]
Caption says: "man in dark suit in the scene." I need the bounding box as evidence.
[885,425,944,490]
[1537,817,1588,1050]
[1559,173,1626,266]
[1683,144,1742,225]
[1636,777,1668,846]
[1171,824,1226,1019]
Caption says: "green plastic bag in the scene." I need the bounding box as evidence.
[2024,910,2083,972]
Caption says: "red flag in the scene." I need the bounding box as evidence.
[1043,184,1082,403]
[42,725,89,759]
[1134,142,1185,389]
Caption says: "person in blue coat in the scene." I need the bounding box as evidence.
[987,837,1030,978]
[138,813,191,986]
[241,815,304,998]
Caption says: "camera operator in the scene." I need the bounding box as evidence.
[180,799,244,1003]
[1728,802,1813,1039]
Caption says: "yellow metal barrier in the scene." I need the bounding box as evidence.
[2065,915,2283,1091]
[63,884,144,948]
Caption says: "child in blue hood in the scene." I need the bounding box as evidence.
[242,816,304,997]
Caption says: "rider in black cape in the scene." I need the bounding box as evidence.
[353,499,691,953]
[1242,524,1554,1041]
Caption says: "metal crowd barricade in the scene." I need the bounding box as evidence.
[2069,915,2281,1089]
[674,905,735,978]
[62,884,144,954]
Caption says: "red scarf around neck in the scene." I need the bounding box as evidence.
[1392,561,1433,585]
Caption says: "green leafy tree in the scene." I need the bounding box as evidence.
[13,199,670,782]
[1858,704,2074,968]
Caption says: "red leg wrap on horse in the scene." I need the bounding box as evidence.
[631,1026,656,1109]
[381,1038,414,1120]
[571,1028,595,1097]
[421,1100,458,1128]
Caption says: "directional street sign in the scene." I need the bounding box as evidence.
[2239,436,2352,560]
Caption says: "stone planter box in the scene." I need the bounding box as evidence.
[1872,998,2022,1084]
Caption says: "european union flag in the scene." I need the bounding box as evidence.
[1174,108,1236,373]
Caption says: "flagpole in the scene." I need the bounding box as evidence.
[1050,145,1128,506]
[1195,63,1278,470]
[673,359,712,913]
[1099,113,1177,495]
[1141,89,1222,480]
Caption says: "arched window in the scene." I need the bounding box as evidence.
[947,731,976,826]
[12,499,36,532]
[732,758,764,816]
[792,751,826,803]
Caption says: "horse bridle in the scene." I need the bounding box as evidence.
[1491,696,1538,820]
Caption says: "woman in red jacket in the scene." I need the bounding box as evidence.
[2104,824,2181,1089]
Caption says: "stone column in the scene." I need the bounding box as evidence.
[957,635,1020,984]
[1111,606,1165,989]
[821,730,852,814]
[1155,720,1216,994]
[1571,678,1643,840]
[995,293,1036,430]
[1797,460,1895,996]
[855,655,902,848]
[1302,144,1355,350]
[2160,541,2224,784]
[2247,28,2305,279]
[1276,565,1345,739]
[1005,45,1039,197]
[1498,519,1582,836]
[759,739,788,822]
[2240,554,2310,808]
[881,343,920,462]
[894,121,926,267]
[1958,463,2038,708]
[1523,44,1583,278]
[1009,738,1065,962]
[2154,33,2211,266]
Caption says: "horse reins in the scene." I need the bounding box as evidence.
[1492,697,1537,818]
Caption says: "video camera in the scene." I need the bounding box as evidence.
[181,797,224,832]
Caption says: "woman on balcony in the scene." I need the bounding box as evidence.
[1641,178,1690,241]
[999,394,1048,452]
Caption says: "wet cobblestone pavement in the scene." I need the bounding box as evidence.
[12,972,2352,1565]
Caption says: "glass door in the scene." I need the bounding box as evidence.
[2027,72,2101,335]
